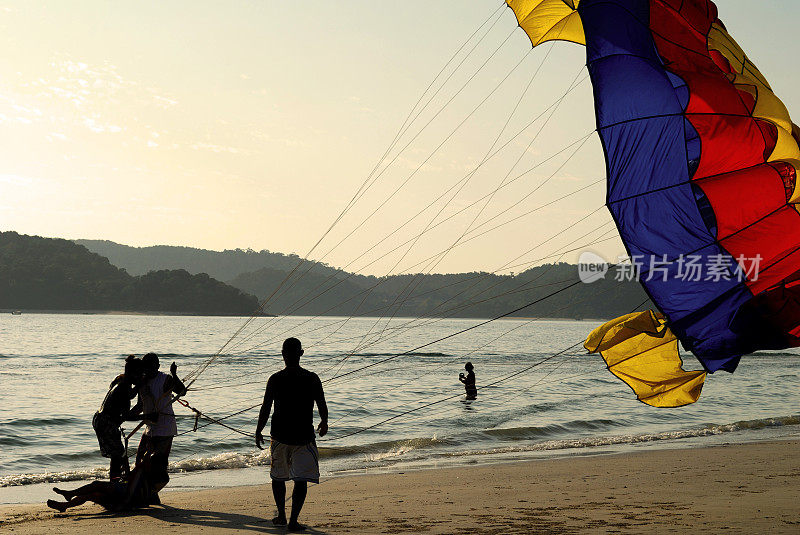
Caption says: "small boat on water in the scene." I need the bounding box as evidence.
[11,310,22,315]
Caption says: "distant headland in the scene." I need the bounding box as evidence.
[1,232,651,318]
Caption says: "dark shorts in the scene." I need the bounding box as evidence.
[136,435,173,487]
[95,481,129,510]
[93,412,124,459]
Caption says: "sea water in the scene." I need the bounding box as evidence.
[1,313,799,503]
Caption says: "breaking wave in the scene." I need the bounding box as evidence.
[3,414,797,487]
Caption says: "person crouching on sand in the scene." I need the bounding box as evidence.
[256,337,329,533]
[47,452,157,512]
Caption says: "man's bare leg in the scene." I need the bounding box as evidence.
[288,481,307,532]
[271,480,287,525]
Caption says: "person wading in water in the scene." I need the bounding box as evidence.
[459,362,477,400]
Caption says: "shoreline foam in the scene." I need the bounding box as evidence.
[4,413,798,490]
[2,439,798,533]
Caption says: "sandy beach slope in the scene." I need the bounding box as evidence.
[2,440,798,534]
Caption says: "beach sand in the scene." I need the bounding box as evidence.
[2,440,798,534]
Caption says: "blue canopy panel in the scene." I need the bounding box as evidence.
[579,0,752,372]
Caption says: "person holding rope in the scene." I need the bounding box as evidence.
[130,352,187,504]
[92,355,146,481]
[256,337,328,533]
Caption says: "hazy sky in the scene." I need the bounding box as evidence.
[1,1,798,275]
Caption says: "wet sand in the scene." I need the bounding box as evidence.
[2,439,798,534]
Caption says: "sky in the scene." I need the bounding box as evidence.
[1,1,798,276]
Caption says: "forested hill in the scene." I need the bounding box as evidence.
[75,239,338,281]
[229,263,652,320]
[1,232,260,315]
[74,238,651,319]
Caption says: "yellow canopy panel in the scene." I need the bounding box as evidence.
[584,310,706,407]
[506,0,585,47]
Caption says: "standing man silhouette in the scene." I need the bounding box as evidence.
[256,338,328,533]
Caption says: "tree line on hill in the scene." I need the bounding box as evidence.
[228,263,650,319]
[75,239,338,281]
[77,239,652,319]
[1,232,259,315]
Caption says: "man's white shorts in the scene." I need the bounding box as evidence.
[270,439,320,483]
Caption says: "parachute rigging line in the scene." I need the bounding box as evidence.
[216,45,575,360]
[228,202,610,360]
[322,254,640,392]
[303,72,589,290]
[231,202,608,360]
[216,65,591,358]
[339,61,586,359]
[368,3,508,186]
[326,294,651,441]
[325,203,606,375]
[323,257,639,396]
[225,130,597,357]
[199,223,619,401]
[331,40,570,368]
[323,279,582,385]
[328,282,635,427]
[360,119,594,340]
[327,341,583,441]
[176,284,596,442]
[225,240,608,383]
[247,26,524,329]
[203,235,613,390]
[182,3,510,385]
[170,264,645,444]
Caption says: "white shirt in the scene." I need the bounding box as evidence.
[140,371,178,437]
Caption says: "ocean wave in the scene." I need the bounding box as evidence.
[1,352,216,360]
[142,352,204,359]
[480,419,624,441]
[0,435,450,487]
[355,352,449,358]
[0,435,29,446]
[1,416,83,428]
[359,436,444,462]
[439,414,800,458]
[0,467,108,487]
[749,351,800,358]
[3,415,797,488]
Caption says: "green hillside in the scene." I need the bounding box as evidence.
[229,263,652,319]
[74,238,652,319]
[75,239,337,281]
[1,232,260,315]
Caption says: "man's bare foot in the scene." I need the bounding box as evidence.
[288,521,306,532]
[46,499,68,513]
[272,514,287,526]
[52,487,70,499]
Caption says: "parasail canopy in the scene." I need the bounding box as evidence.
[507,0,800,405]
